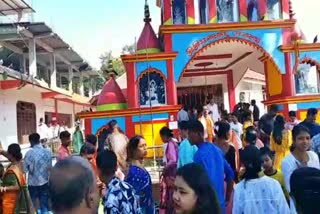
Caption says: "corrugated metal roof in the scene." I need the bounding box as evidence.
[0,0,34,16]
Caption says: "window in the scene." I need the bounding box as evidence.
[217,0,239,23]
[172,0,186,24]
[16,101,36,144]
[199,0,208,24]
[295,63,320,95]
[139,71,166,107]
[267,0,281,20]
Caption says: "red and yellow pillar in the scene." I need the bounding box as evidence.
[166,59,177,105]
[186,0,195,24]
[227,71,236,111]
[208,0,217,23]
[125,62,138,108]
[163,0,173,25]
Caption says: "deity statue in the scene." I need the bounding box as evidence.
[217,0,234,23]
[173,6,184,24]
[267,0,280,20]
[247,0,267,21]
[144,79,159,106]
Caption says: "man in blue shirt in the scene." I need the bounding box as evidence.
[300,108,320,138]
[177,121,197,168]
[188,120,234,214]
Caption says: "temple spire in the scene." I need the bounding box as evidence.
[144,0,151,22]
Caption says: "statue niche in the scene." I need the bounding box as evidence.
[139,71,166,107]
[217,0,236,23]
[295,63,319,95]
[172,0,186,24]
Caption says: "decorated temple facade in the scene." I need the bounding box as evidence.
[79,0,320,157]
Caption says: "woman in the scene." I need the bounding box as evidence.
[173,163,221,214]
[281,125,320,213]
[125,136,154,214]
[233,145,290,214]
[270,115,292,170]
[105,120,129,179]
[0,144,29,214]
[159,127,178,214]
[72,122,83,154]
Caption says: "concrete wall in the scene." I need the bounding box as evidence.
[0,85,88,149]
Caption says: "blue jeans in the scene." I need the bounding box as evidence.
[28,183,50,214]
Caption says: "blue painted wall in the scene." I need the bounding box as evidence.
[91,117,126,135]
[297,101,320,110]
[136,60,168,79]
[132,113,169,123]
[172,28,285,81]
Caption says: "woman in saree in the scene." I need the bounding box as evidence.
[72,122,84,154]
[159,127,178,214]
[125,135,154,214]
[0,144,28,214]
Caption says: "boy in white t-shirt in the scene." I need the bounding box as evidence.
[229,113,243,150]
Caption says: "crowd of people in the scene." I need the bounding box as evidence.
[0,103,320,213]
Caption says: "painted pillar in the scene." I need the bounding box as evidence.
[282,0,290,19]
[239,0,248,21]
[257,0,267,20]
[54,98,58,121]
[126,62,138,108]
[186,0,195,24]
[50,53,57,88]
[194,0,200,24]
[227,71,236,112]
[163,0,173,25]
[68,66,73,92]
[28,38,37,78]
[166,59,177,105]
[208,0,217,23]
[282,53,294,97]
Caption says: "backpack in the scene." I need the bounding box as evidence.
[290,167,320,213]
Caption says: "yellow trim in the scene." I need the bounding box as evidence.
[96,103,127,111]
[160,20,295,34]
[263,95,320,105]
[137,48,161,54]
[209,17,217,24]
[187,17,195,24]
[121,52,178,63]
[240,15,248,22]
[164,18,173,25]
[279,44,320,53]
[78,105,181,119]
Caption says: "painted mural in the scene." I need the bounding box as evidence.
[172,0,186,24]
[295,64,319,95]
[217,0,238,23]
[139,71,166,107]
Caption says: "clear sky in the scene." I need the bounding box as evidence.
[22,0,320,69]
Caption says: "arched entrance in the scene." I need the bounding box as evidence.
[177,38,282,114]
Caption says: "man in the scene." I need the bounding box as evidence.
[49,156,100,214]
[207,98,220,122]
[188,120,234,214]
[250,99,260,122]
[57,131,72,161]
[177,105,189,122]
[177,121,197,168]
[258,104,278,146]
[233,92,246,123]
[229,113,243,151]
[37,118,49,143]
[96,150,140,213]
[199,106,214,142]
[300,108,320,138]
[285,111,300,130]
[24,133,52,214]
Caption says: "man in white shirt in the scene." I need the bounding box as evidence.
[37,118,49,142]
[207,98,220,123]
[229,113,243,150]
[177,106,189,122]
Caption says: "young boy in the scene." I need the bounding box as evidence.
[259,147,289,202]
[177,121,197,168]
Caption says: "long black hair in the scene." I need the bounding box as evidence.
[272,115,286,145]
[7,143,22,162]
[240,145,261,181]
[290,125,310,152]
[127,135,144,161]
[176,163,221,214]
[214,121,230,140]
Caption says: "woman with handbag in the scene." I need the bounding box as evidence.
[0,144,31,214]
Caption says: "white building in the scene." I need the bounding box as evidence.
[0,2,97,150]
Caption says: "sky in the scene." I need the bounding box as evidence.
[13,0,320,69]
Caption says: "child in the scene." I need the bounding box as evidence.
[260,147,289,202]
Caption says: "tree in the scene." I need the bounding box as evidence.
[121,44,136,55]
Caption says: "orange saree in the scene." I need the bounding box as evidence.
[1,164,26,214]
